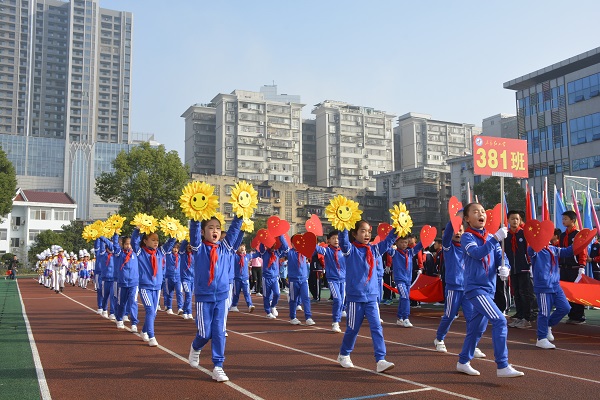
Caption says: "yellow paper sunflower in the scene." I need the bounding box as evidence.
[101,220,116,237]
[229,180,259,219]
[82,224,100,242]
[106,214,126,235]
[160,216,181,238]
[179,181,219,221]
[176,226,189,242]
[130,213,158,235]
[214,212,226,230]
[325,195,362,231]
[241,218,254,233]
[390,202,413,237]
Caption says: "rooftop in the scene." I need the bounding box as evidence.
[13,188,76,205]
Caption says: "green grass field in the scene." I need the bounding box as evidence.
[0,279,41,400]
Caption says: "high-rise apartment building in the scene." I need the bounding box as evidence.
[504,47,600,207]
[0,0,133,220]
[301,119,317,187]
[312,101,395,190]
[183,88,304,184]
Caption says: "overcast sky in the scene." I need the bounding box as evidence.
[100,0,600,159]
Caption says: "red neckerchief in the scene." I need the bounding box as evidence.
[510,226,522,254]
[398,248,410,270]
[106,253,112,266]
[562,227,576,247]
[297,252,304,271]
[203,240,218,285]
[174,253,179,270]
[83,261,88,270]
[238,253,245,273]
[353,242,374,282]
[465,227,491,272]
[121,250,132,270]
[329,245,341,270]
[187,251,192,270]
[267,250,277,269]
[143,247,157,277]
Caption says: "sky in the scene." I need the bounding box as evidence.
[101,0,600,160]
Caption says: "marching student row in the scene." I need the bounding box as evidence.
[33,204,593,382]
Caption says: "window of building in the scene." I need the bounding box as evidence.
[567,72,600,104]
[0,229,6,240]
[54,210,74,221]
[569,112,600,146]
[30,208,50,220]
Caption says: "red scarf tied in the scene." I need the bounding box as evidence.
[203,240,219,286]
[121,250,132,270]
[267,251,277,269]
[465,227,491,272]
[187,252,192,270]
[143,247,158,277]
[330,245,341,271]
[239,253,245,273]
[353,242,374,282]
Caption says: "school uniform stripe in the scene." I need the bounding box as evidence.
[477,295,500,319]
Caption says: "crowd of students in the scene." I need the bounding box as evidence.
[31,203,598,383]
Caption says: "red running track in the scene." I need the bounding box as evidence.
[18,279,600,400]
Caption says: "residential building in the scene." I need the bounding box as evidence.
[0,188,76,262]
[482,114,518,139]
[447,154,476,205]
[183,88,304,184]
[504,46,600,208]
[192,173,388,235]
[301,119,317,186]
[312,100,395,190]
[0,0,133,220]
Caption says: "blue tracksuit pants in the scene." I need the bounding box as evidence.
[101,279,116,315]
[396,281,411,320]
[182,280,194,315]
[192,299,227,367]
[536,288,570,340]
[340,300,386,362]
[117,285,139,325]
[262,277,280,314]
[164,278,183,311]
[328,280,345,322]
[140,288,159,338]
[231,279,253,308]
[436,289,473,341]
[288,280,312,320]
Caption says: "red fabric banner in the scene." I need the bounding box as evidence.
[560,275,600,307]
[383,274,444,303]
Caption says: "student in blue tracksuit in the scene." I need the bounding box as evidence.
[113,235,139,332]
[315,230,346,333]
[433,219,486,358]
[164,242,184,315]
[457,203,524,378]
[179,239,195,320]
[132,228,175,347]
[529,241,574,349]
[337,220,397,373]
[230,244,255,313]
[252,240,286,318]
[99,234,119,320]
[388,236,423,328]
[93,238,104,314]
[285,235,314,326]
[187,215,242,383]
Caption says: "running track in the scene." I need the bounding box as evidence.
[18,279,600,400]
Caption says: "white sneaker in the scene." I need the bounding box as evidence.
[188,345,201,367]
[212,366,229,382]
[131,325,138,333]
[96,308,103,314]
[497,364,524,377]
[402,319,413,328]
[229,306,239,312]
[379,318,384,324]
[177,309,183,315]
[376,359,395,373]
[341,311,347,318]
[290,318,301,325]
[337,354,354,368]
[225,332,228,337]
[296,305,303,311]
[109,314,116,321]
[396,318,404,326]
[508,318,521,328]
[257,293,263,297]
[434,339,447,353]
[148,337,158,347]
[266,313,276,319]
[536,338,556,349]
[141,332,149,342]
[102,310,108,318]
[248,305,255,313]
[457,362,480,376]
[166,309,174,315]
[123,315,130,322]
[305,318,315,326]
[116,321,125,329]
[183,313,190,320]
[272,307,278,317]
[547,326,554,341]
[473,348,486,358]
[332,322,342,333]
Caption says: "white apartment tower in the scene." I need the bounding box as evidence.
[312,101,395,190]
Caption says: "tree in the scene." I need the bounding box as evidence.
[27,222,91,267]
[0,147,17,221]
[94,142,190,232]
[473,177,526,211]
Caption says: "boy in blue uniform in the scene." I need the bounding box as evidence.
[252,241,286,319]
[179,240,195,319]
[230,244,255,313]
[388,236,422,328]
[315,230,346,333]
[99,234,119,320]
[284,236,314,325]
[457,203,523,378]
[113,235,139,332]
[337,220,397,373]
[164,242,184,315]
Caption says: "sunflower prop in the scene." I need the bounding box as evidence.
[106,214,126,235]
[390,202,413,238]
[176,226,189,242]
[241,218,254,233]
[82,224,100,242]
[229,180,259,220]
[214,212,226,230]
[160,216,182,239]
[179,181,219,221]
[101,220,115,237]
[130,213,159,235]
[325,195,362,231]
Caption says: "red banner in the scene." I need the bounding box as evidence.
[560,275,600,307]
[383,274,444,303]
[472,135,528,178]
